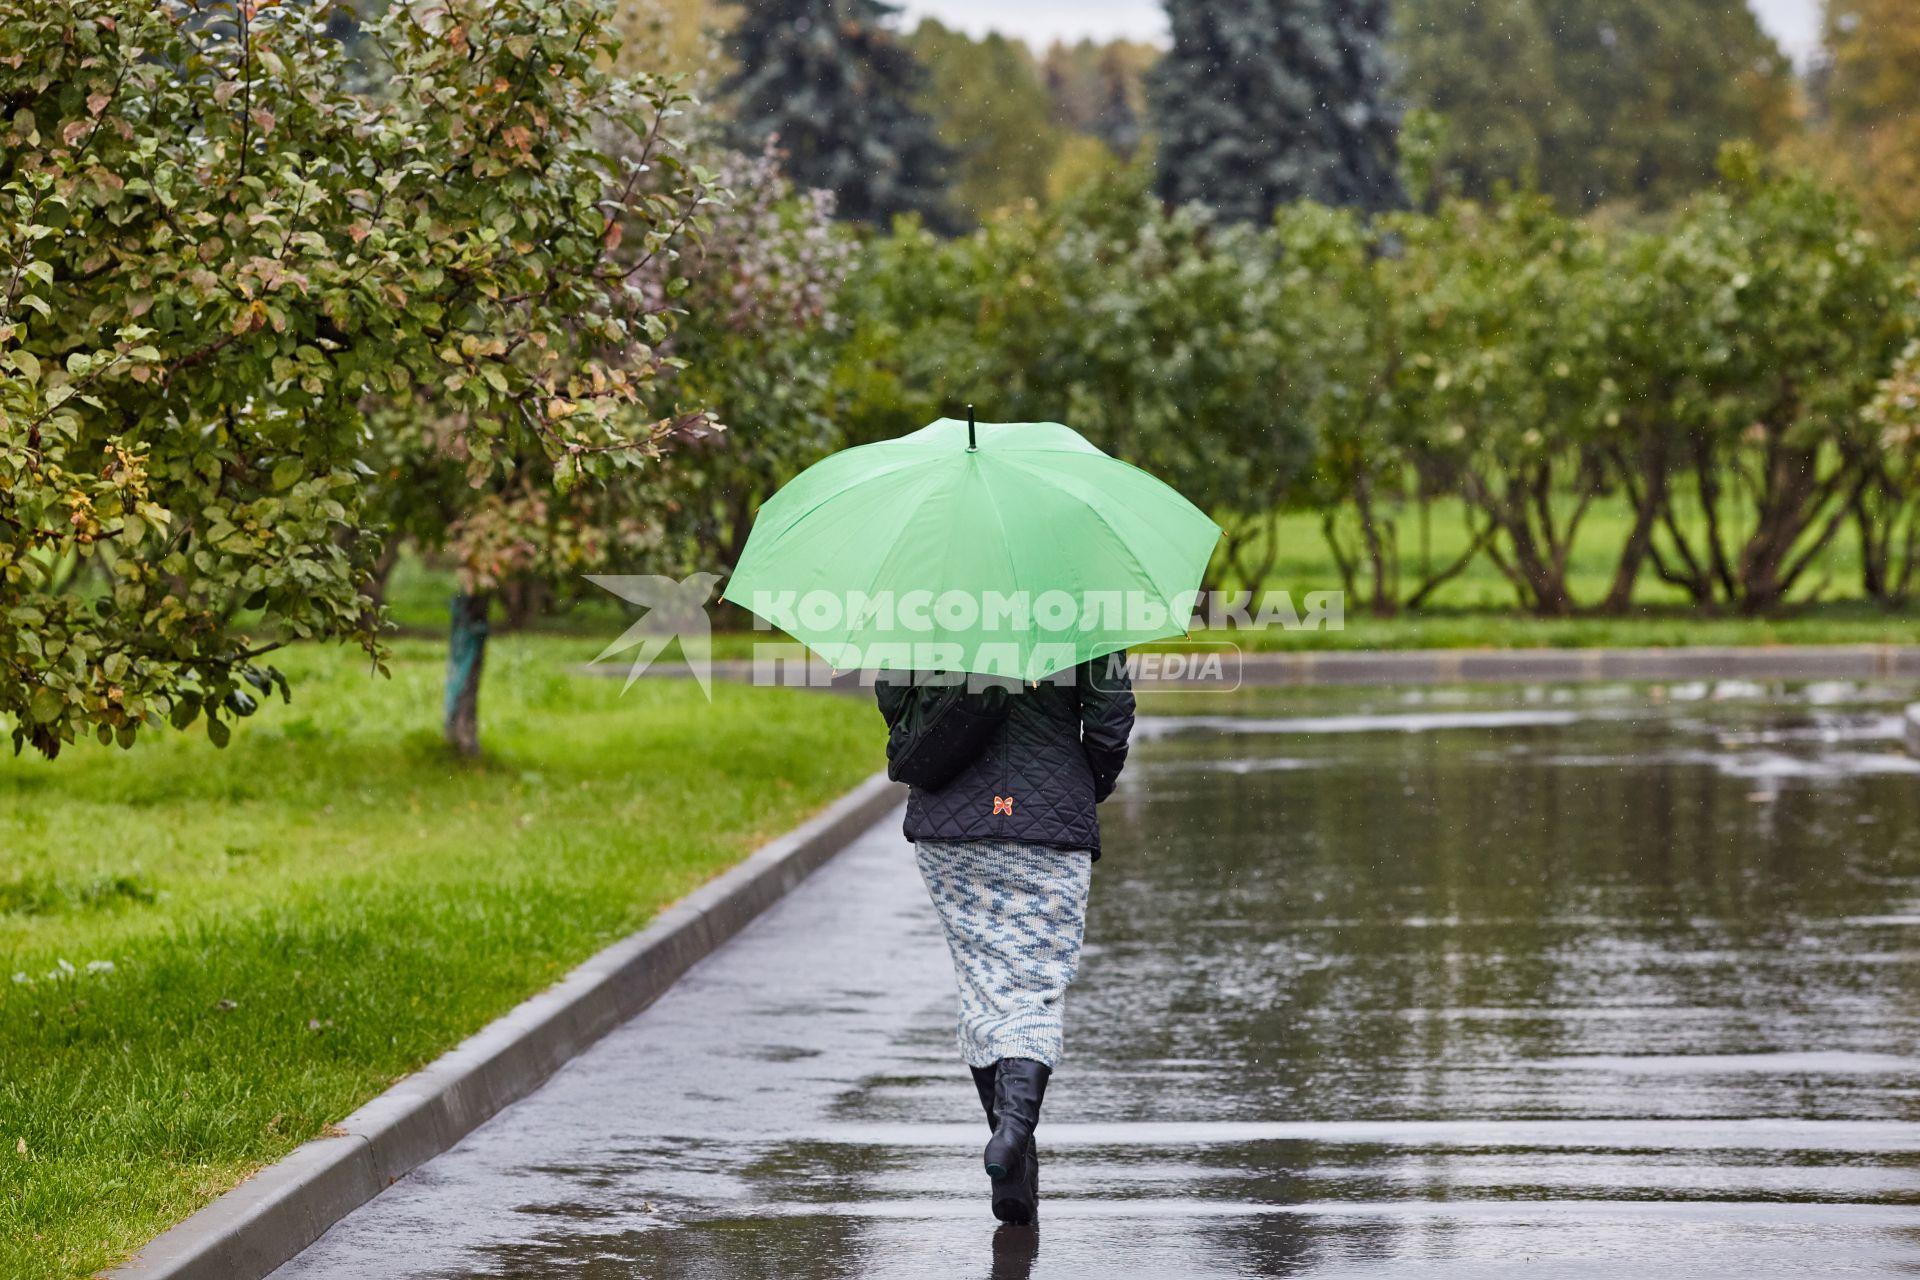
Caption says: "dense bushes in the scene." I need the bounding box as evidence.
[837,170,1321,592]
[0,0,712,757]
[833,147,1918,617]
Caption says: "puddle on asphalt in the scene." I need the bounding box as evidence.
[286,681,1920,1277]
[1047,683,1920,1274]
[1134,707,1591,738]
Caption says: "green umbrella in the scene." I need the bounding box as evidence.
[721,416,1222,681]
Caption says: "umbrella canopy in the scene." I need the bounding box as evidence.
[721,418,1223,680]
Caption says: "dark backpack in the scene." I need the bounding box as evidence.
[884,673,1012,791]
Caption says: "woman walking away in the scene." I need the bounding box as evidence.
[876,654,1135,1227]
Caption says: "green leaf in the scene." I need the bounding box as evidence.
[28,686,63,725]
[272,457,304,491]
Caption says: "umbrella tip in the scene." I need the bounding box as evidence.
[967,404,976,452]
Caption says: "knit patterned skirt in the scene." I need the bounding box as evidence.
[915,838,1094,1069]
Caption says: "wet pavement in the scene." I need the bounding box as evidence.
[274,682,1920,1278]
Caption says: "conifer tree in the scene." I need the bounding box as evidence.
[1150,0,1401,222]
[1093,48,1143,159]
[725,0,952,227]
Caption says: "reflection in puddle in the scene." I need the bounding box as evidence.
[1542,746,1920,780]
[1137,708,1589,738]
[273,682,1920,1279]
[1078,683,1920,1272]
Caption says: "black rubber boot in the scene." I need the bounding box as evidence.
[970,1064,998,1128]
[990,1133,1041,1225]
[984,1057,1049,1224]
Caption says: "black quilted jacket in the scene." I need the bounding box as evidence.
[875,658,1135,858]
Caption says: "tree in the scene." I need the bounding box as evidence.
[1150,0,1401,222]
[837,168,1320,589]
[1285,191,1621,617]
[0,0,713,759]
[1038,40,1153,202]
[613,0,732,83]
[1857,337,1920,604]
[1607,147,1912,614]
[1289,154,1914,621]
[1393,0,1795,212]
[1531,0,1795,210]
[1282,202,1489,615]
[646,140,857,580]
[1389,198,1619,617]
[1820,0,1920,132]
[1393,0,1555,199]
[1043,40,1151,160]
[1090,47,1146,161]
[361,83,723,756]
[1793,0,1920,244]
[723,0,951,228]
[909,21,1062,224]
[366,138,851,734]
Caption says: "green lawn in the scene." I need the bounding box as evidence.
[388,489,1916,658]
[1230,490,1881,612]
[1176,602,1920,652]
[0,635,881,1280]
[1190,492,1915,649]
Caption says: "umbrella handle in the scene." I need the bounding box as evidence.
[967,404,976,452]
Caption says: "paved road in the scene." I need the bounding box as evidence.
[275,811,1016,1279]
[275,689,1920,1278]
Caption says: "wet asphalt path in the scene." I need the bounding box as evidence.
[274,688,1920,1278]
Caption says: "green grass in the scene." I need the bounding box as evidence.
[1170,601,1920,652]
[1222,490,1875,609]
[0,635,880,1280]
[465,487,1833,627]
[1183,491,1913,649]
[386,487,1916,659]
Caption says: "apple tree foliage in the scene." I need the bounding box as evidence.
[0,0,714,757]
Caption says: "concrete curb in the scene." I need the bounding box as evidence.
[109,772,906,1280]
[590,644,1920,692]
[1217,644,1920,687]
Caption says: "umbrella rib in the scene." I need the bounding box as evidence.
[993,452,1215,608]
[738,454,931,547]
[974,455,1030,679]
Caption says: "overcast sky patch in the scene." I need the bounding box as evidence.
[896,0,1824,67]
